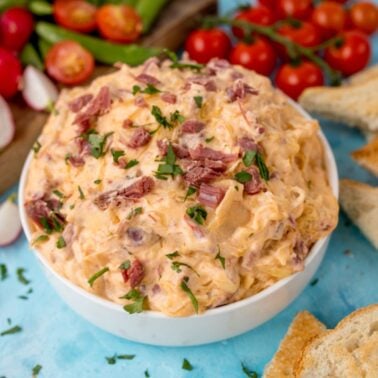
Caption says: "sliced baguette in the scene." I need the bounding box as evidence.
[296,304,378,377]
[351,136,378,177]
[339,179,378,249]
[298,78,378,132]
[263,311,326,378]
[348,65,378,86]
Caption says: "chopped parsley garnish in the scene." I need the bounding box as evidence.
[155,143,183,180]
[0,325,22,336]
[0,264,8,281]
[241,363,258,378]
[165,49,204,72]
[151,105,173,129]
[180,277,198,313]
[106,354,135,365]
[40,217,53,234]
[87,267,109,287]
[144,370,150,377]
[184,186,197,201]
[32,140,41,154]
[56,236,66,249]
[86,131,113,158]
[310,278,319,286]
[118,260,131,270]
[171,261,199,277]
[170,110,185,124]
[242,150,257,167]
[205,136,214,143]
[193,96,203,108]
[52,189,64,198]
[186,205,207,225]
[122,289,146,314]
[255,152,269,181]
[125,159,139,169]
[32,364,42,378]
[78,186,85,200]
[94,179,102,185]
[132,84,160,95]
[111,149,125,163]
[64,153,72,164]
[127,207,143,220]
[16,268,30,285]
[166,251,180,260]
[182,358,194,371]
[215,247,226,269]
[18,287,33,300]
[33,235,49,245]
[234,171,252,184]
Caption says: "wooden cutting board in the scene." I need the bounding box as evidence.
[0,0,216,194]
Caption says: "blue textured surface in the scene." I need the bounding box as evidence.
[1,3,378,377]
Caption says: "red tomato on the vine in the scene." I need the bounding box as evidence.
[0,7,34,52]
[232,6,275,39]
[311,1,346,40]
[0,47,22,98]
[96,4,142,43]
[275,61,324,100]
[277,0,313,20]
[324,31,371,76]
[45,41,95,85]
[258,0,275,9]
[229,38,277,76]
[185,28,231,64]
[349,2,378,35]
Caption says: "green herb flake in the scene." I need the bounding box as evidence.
[182,358,194,371]
[127,207,143,220]
[171,261,199,276]
[32,364,42,378]
[19,287,33,300]
[0,325,22,336]
[186,205,207,225]
[234,171,252,184]
[256,153,269,181]
[117,354,135,360]
[78,186,85,200]
[133,84,160,95]
[243,150,257,167]
[155,143,183,180]
[166,251,180,260]
[33,235,49,245]
[94,179,102,185]
[165,50,204,72]
[111,149,125,163]
[310,278,319,286]
[241,363,258,378]
[40,217,52,234]
[16,268,30,285]
[122,289,146,314]
[86,131,113,159]
[87,267,109,287]
[56,236,66,249]
[180,276,198,313]
[184,186,197,201]
[205,136,214,143]
[151,105,172,130]
[215,247,226,269]
[118,260,131,271]
[193,96,203,108]
[52,189,64,198]
[144,370,150,377]
[106,355,117,365]
[0,264,8,281]
[125,159,139,169]
[32,140,41,154]
[170,110,185,124]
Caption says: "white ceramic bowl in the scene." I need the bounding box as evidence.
[19,100,338,346]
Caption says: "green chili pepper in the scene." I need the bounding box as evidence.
[38,38,52,60]
[20,43,44,70]
[36,22,161,66]
[29,1,53,15]
[136,0,168,33]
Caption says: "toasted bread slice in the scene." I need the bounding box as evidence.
[348,65,378,86]
[263,311,326,378]
[339,179,378,249]
[296,304,378,377]
[351,137,378,177]
[298,79,378,132]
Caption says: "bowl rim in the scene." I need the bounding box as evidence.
[18,99,339,320]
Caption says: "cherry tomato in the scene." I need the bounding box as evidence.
[311,1,346,40]
[325,31,371,76]
[277,0,313,20]
[275,61,324,100]
[229,38,276,76]
[258,0,275,8]
[0,48,22,98]
[277,21,321,58]
[53,0,97,33]
[232,6,275,39]
[0,7,34,52]
[185,28,231,64]
[349,2,378,35]
[96,4,142,43]
[45,41,94,85]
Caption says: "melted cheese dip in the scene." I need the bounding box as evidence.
[24,58,338,316]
